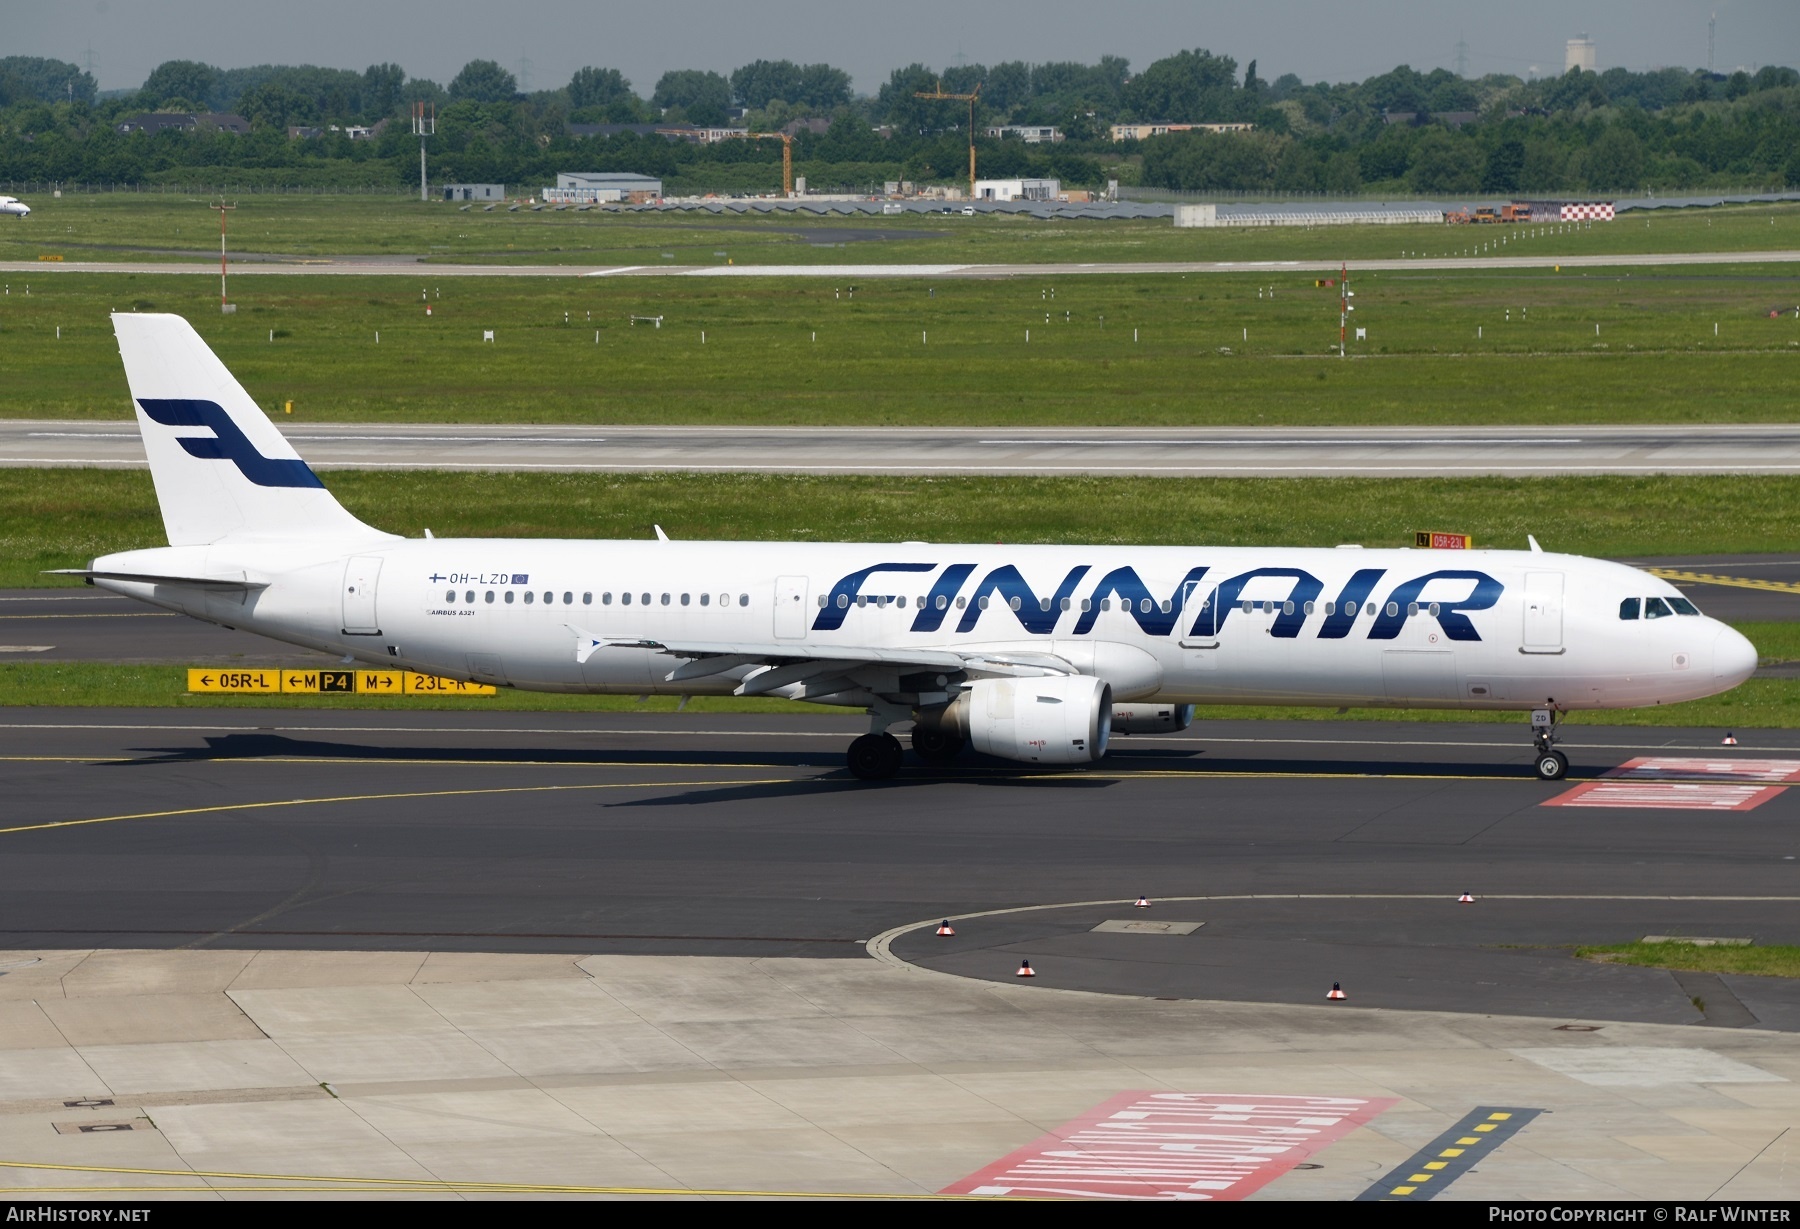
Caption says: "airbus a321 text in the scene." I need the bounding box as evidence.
[72,313,1757,780]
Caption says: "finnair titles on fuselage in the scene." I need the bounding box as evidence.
[79,314,1756,780]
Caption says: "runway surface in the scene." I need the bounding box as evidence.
[4,708,1799,1030]
[18,421,1800,477]
[3,248,1797,279]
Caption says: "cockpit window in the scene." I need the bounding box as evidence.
[1644,597,1675,619]
[1619,598,1640,620]
[1668,597,1700,616]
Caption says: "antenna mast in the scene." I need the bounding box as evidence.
[412,101,435,202]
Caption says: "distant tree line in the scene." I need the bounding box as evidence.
[0,50,1795,194]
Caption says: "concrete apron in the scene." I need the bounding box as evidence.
[0,948,1793,1200]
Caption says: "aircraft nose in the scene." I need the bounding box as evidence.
[1712,624,1758,686]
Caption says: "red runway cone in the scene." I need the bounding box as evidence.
[935,921,955,937]
[1722,733,1739,746]
[1458,892,1475,903]
[1016,960,1035,978]
[1135,895,1150,909]
[1327,982,1347,1001]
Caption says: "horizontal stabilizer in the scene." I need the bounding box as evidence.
[46,568,269,590]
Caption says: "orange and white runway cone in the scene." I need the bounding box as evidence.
[1016,960,1035,978]
[1134,895,1150,909]
[1458,892,1475,903]
[1722,733,1739,746]
[936,921,955,937]
[1327,982,1347,1001]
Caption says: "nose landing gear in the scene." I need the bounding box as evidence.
[1531,706,1568,780]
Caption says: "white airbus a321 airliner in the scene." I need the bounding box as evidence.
[74,313,1758,781]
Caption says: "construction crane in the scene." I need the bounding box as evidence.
[728,130,796,197]
[914,80,981,200]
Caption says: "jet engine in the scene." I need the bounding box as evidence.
[1110,703,1195,735]
[927,675,1112,764]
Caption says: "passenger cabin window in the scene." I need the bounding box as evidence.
[524,592,534,605]
[505,591,515,605]
[485,591,495,604]
[1644,597,1675,619]
[583,593,592,605]
[702,593,711,607]
[621,593,631,605]
[1620,598,1640,620]
[738,594,749,606]
[444,590,455,602]
[1669,597,1700,616]
[466,590,475,604]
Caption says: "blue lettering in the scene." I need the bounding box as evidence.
[811,563,935,631]
[909,563,977,633]
[1370,570,1502,641]
[1074,566,1210,637]
[1318,568,1387,639]
[956,565,1091,634]
[1194,568,1323,638]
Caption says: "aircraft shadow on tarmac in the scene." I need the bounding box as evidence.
[100,732,1548,789]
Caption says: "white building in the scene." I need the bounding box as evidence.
[973,178,1060,202]
[443,183,504,202]
[983,125,1062,144]
[1566,34,1597,73]
[543,172,664,204]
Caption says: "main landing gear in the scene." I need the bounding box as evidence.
[846,728,969,779]
[847,732,903,781]
[1531,706,1568,781]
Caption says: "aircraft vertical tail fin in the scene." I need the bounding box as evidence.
[111,313,391,547]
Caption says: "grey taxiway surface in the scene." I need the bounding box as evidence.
[5,708,1800,1034]
[19,420,1800,477]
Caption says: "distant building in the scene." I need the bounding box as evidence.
[444,184,505,202]
[544,171,663,204]
[1109,121,1254,142]
[116,112,251,136]
[984,124,1062,144]
[1566,34,1597,73]
[780,117,832,137]
[974,177,1059,202]
[565,122,745,145]
[287,126,322,140]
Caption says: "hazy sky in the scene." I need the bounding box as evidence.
[10,0,1796,95]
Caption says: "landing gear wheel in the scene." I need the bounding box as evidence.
[911,727,965,763]
[1535,750,1569,781]
[847,732,904,781]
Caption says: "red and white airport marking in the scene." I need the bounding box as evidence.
[1543,757,1800,812]
[940,1091,1395,1201]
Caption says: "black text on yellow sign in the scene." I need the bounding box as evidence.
[187,668,495,696]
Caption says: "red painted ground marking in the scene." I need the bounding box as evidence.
[940,1091,1396,1201]
[1544,781,1785,811]
[1602,757,1800,783]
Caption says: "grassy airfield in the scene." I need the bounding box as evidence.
[1,266,1796,425]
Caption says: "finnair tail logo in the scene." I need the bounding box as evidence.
[137,399,323,489]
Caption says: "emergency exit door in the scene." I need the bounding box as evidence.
[1522,571,1564,652]
[774,576,809,639]
[341,556,383,635]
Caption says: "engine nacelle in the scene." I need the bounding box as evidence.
[1110,703,1195,735]
[928,675,1112,764]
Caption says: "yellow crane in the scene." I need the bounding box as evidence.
[728,130,796,197]
[914,80,981,199]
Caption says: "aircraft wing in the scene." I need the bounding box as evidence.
[568,628,1075,697]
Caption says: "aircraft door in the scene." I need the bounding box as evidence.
[341,556,383,635]
[1178,581,1220,665]
[774,575,809,639]
[1522,572,1564,653]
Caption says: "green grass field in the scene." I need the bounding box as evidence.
[4,266,1797,424]
[3,193,1798,267]
[1576,941,1800,979]
[7,469,1799,590]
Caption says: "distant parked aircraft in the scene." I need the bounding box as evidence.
[0,196,30,218]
